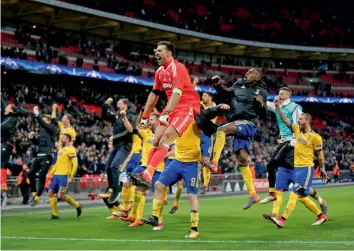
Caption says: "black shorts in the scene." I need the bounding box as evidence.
[270,141,294,169]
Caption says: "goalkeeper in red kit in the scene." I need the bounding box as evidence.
[130,41,200,188]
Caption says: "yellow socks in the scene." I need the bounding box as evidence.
[49,197,59,216]
[62,194,80,208]
[163,187,168,203]
[282,192,298,219]
[191,210,199,228]
[152,199,163,218]
[122,186,131,209]
[130,191,143,218]
[173,187,182,207]
[240,166,256,197]
[158,202,165,224]
[272,190,283,216]
[202,168,211,188]
[129,186,136,203]
[137,195,146,220]
[213,131,226,162]
[298,196,321,216]
[269,187,276,194]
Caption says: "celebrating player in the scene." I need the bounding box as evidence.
[130,41,200,187]
[101,98,137,203]
[28,106,59,206]
[269,100,328,227]
[141,121,201,238]
[47,133,82,219]
[261,89,327,220]
[114,113,166,227]
[211,69,268,209]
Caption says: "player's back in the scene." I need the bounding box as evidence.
[132,133,142,154]
[175,121,201,162]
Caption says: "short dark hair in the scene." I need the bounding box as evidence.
[157,41,175,56]
[203,92,214,100]
[301,113,312,123]
[254,68,263,81]
[63,133,72,142]
[119,98,130,106]
[280,87,292,95]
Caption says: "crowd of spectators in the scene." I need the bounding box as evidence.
[65,1,353,47]
[2,82,353,179]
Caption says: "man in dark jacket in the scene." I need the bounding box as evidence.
[212,68,268,210]
[28,106,59,206]
[1,99,27,206]
[101,98,137,203]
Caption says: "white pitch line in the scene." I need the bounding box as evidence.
[1,236,354,245]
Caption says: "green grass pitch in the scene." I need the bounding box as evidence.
[1,186,354,250]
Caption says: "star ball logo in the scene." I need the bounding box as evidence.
[86,71,102,79]
[46,65,62,74]
[0,58,18,69]
[305,97,319,102]
[339,98,352,104]
[124,76,138,83]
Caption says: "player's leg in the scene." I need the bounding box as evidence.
[127,186,145,227]
[101,148,118,198]
[100,186,121,219]
[142,160,180,226]
[59,175,82,217]
[30,155,52,206]
[309,187,327,214]
[108,145,131,203]
[1,142,13,206]
[294,167,327,225]
[180,161,200,238]
[28,157,41,199]
[263,168,293,220]
[236,149,259,210]
[212,122,236,168]
[116,166,145,217]
[142,112,194,183]
[260,145,284,204]
[152,171,165,230]
[47,177,59,219]
[170,180,183,214]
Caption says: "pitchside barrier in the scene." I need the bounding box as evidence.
[5,170,354,202]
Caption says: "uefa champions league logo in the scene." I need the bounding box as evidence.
[0,58,18,69]
[339,98,352,103]
[86,71,102,79]
[124,76,138,83]
[305,97,319,102]
[46,65,62,74]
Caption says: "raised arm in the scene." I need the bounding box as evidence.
[255,90,268,119]
[212,75,237,97]
[102,98,116,123]
[274,99,291,128]
[33,106,56,132]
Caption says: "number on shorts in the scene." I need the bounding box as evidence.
[191,178,196,187]
[172,118,179,126]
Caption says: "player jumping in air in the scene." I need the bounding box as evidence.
[130,41,200,187]
[211,69,268,210]
[269,99,328,227]
[47,133,82,219]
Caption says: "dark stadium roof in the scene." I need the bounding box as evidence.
[2,0,354,61]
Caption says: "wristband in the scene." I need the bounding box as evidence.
[142,112,150,119]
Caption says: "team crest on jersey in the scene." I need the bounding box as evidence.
[159,71,172,83]
[255,89,260,95]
